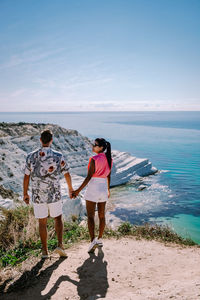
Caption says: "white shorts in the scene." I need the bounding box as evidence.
[33,201,63,219]
[84,177,108,203]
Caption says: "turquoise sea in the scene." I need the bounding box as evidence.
[1,111,200,243]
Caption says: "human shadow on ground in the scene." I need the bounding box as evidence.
[58,247,109,300]
[1,257,67,300]
[1,248,109,300]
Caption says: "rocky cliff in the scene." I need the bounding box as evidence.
[0,122,157,219]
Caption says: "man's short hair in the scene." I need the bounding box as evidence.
[41,129,53,144]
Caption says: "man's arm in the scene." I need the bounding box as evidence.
[64,172,73,198]
[23,174,30,204]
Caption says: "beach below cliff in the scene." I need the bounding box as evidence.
[1,237,200,300]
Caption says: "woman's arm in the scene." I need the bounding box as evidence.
[73,159,95,197]
[107,172,111,198]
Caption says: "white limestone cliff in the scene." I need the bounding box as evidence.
[0,122,157,219]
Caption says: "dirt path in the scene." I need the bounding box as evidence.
[1,237,200,300]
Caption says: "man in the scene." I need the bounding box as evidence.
[23,129,73,258]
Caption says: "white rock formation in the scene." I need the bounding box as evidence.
[110,150,157,186]
[0,122,157,219]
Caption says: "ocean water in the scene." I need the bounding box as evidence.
[1,111,200,243]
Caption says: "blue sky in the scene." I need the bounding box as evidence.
[0,0,199,111]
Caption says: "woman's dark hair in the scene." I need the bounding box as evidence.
[41,129,53,144]
[95,138,112,169]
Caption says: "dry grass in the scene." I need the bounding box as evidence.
[0,206,39,250]
[0,206,197,270]
[0,206,198,295]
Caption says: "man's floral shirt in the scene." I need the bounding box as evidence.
[24,147,69,204]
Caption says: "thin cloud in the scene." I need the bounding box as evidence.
[33,69,113,90]
[10,88,27,97]
[0,47,67,70]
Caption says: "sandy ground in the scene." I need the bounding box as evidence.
[1,237,200,300]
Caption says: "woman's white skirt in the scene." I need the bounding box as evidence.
[84,177,108,203]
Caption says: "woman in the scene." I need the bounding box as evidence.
[72,138,112,253]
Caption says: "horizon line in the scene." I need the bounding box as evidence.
[1,110,200,113]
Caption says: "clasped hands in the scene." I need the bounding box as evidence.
[69,189,80,199]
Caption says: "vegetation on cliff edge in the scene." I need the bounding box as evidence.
[0,206,197,268]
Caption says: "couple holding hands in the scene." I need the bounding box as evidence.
[23,129,112,257]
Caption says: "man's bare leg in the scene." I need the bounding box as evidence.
[54,214,63,248]
[54,215,67,257]
[39,217,48,255]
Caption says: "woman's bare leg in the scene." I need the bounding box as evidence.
[97,202,106,239]
[86,200,96,242]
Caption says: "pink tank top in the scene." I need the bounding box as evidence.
[88,153,112,178]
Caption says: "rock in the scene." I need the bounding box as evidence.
[0,122,157,218]
[138,184,147,191]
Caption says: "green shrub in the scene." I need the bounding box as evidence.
[118,222,132,234]
[0,207,197,268]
